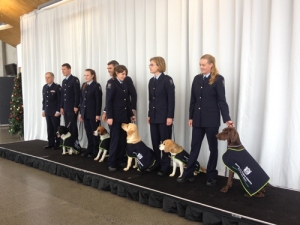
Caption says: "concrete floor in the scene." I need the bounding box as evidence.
[0,126,201,225]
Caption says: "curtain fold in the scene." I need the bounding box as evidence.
[21,0,300,189]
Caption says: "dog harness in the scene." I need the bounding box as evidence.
[223,148,270,196]
[172,150,201,173]
[126,142,156,172]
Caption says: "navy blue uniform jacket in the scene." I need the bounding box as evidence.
[61,75,81,112]
[124,76,137,110]
[106,78,133,123]
[148,73,175,123]
[189,74,230,127]
[80,82,103,119]
[42,83,61,116]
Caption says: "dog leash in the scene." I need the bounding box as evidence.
[171,123,175,142]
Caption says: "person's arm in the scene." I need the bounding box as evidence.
[125,76,137,111]
[42,86,45,117]
[188,76,197,125]
[55,85,61,117]
[216,75,231,123]
[166,76,175,120]
[74,77,81,112]
[106,81,115,120]
[95,83,103,120]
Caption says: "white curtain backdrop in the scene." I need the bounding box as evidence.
[21,0,300,190]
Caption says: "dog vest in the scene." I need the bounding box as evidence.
[126,142,156,171]
[60,132,79,153]
[223,148,270,196]
[173,150,201,173]
[99,137,110,152]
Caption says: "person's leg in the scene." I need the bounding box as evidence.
[52,116,61,148]
[205,127,219,181]
[158,123,172,172]
[83,119,94,155]
[46,116,55,147]
[107,122,119,169]
[150,123,161,168]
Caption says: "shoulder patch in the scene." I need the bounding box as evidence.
[107,83,111,89]
[99,85,102,90]
[222,79,225,86]
[76,79,79,83]
[169,79,173,85]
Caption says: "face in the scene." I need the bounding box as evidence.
[45,73,54,84]
[116,70,126,81]
[61,66,71,76]
[199,59,213,75]
[149,60,160,75]
[84,70,94,82]
[107,64,115,76]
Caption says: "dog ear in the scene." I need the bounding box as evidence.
[229,128,238,143]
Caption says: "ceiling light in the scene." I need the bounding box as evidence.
[0,22,13,31]
[38,0,72,10]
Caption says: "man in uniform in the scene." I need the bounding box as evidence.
[60,63,81,148]
[42,72,61,149]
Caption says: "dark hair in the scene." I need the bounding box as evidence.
[62,63,71,69]
[107,60,119,67]
[113,65,127,78]
[83,69,97,90]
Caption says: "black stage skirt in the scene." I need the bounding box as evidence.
[223,148,270,196]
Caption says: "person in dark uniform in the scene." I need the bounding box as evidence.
[148,56,175,176]
[102,60,137,122]
[42,72,61,149]
[177,54,234,186]
[78,69,102,157]
[60,63,81,148]
[106,65,136,171]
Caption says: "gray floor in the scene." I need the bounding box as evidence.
[0,126,201,225]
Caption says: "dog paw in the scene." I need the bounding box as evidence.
[169,174,175,177]
[220,186,229,193]
[123,168,129,171]
[133,165,137,169]
[99,159,104,162]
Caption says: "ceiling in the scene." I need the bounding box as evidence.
[0,0,49,47]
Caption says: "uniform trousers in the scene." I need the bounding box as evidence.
[108,122,127,168]
[83,118,100,155]
[150,123,172,171]
[45,115,61,147]
[64,111,78,146]
[183,126,219,179]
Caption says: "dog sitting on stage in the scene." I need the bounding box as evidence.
[93,126,110,162]
[216,127,270,197]
[159,139,206,178]
[56,126,79,155]
[121,123,156,172]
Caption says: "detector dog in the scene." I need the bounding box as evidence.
[56,126,79,155]
[93,126,110,162]
[216,127,270,197]
[159,139,206,178]
[121,123,156,172]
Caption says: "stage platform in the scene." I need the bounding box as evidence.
[0,140,299,225]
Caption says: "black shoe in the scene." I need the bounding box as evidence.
[52,146,61,150]
[87,154,95,158]
[108,166,117,172]
[206,178,217,186]
[81,152,88,157]
[117,162,126,168]
[157,170,168,176]
[177,176,195,183]
[44,145,54,149]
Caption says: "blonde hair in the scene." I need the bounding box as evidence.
[200,54,219,85]
[150,56,166,72]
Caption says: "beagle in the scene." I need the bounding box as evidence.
[121,123,156,172]
[159,139,206,178]
[93,126,110,162]
[216,127,270,197]
[56,126,79,155]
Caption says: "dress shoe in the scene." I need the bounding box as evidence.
[52,146,61,150]
[87,154,96,158]
[108,166,117,172]
[206,178,217,186]
[177,176,195,183]
[81,152,88,157]
[157,170,168,176]
[43,145,54,149]
[117,162,126,168]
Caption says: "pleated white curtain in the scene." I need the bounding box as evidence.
[21,0,300,189]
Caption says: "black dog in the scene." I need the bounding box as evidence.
[56,126,79,155]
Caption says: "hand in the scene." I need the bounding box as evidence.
[132,110,136,117]
[107,118,113,126]
[147,117,150,124]
[102,113,107,122]
[42,112,45,117]
[60,108,64,115]
[54,112,60,117]
[78,114,83,122]
[226,120,235,127]
[131,116,136,122]
[166,118,173,126]
[96,116,100,122]
[188,119,193,127]
[74,107,78,114]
